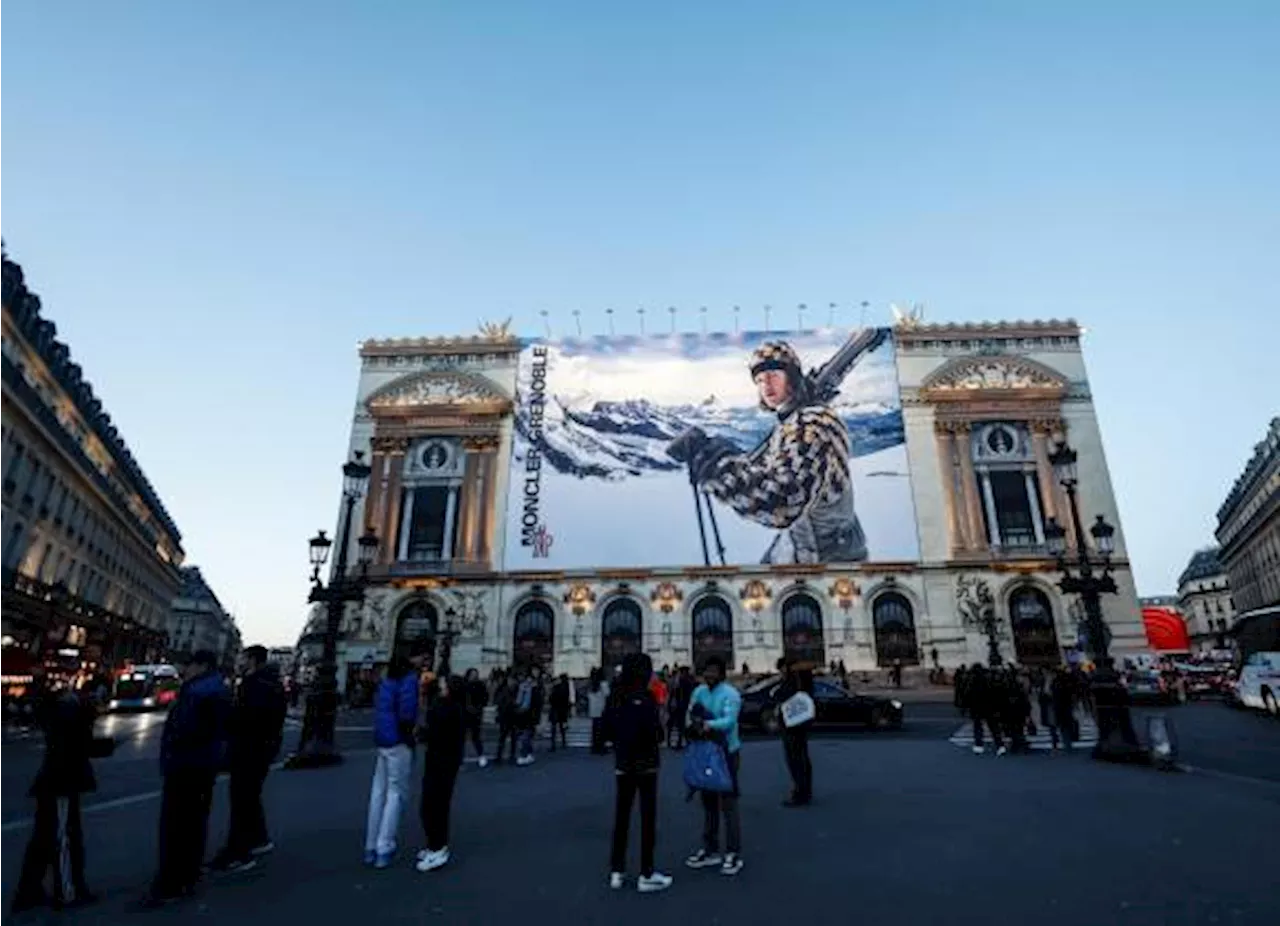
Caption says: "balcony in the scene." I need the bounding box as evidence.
[364,554,493,582]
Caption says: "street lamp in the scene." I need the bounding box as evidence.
[438,609,459,678]
[287,451,376,769]
[1045,439,1138,761]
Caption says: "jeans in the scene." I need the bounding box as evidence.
[225,761,270,860]
[151,769,216,897]
[16,794,89,904]
[549,713,568,751]
[464,715,484,760]
[610,772,658,876]
[364,744,412,856]
[782,728,812,801]
[420,762,460,852]
[700,751,741,855]
[972,714,1003,750]
[496,724,516,762]
[590,718,607,754]
[518,726,535,759]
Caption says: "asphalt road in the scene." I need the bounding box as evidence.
[3,723,1278,926]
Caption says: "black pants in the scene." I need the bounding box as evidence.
[782,729,812,801]
[590,717,607,754]
[700,751,741,855]
[151,769,216,898]
[420,763,460,852]
[972,713,1004,749]
[666,712,685,749]
[496,723,515,762]
[610,772,657,876]
[465,715,484,759]
[549,713,568,751]
[225,761,269,860]
[15,793,89,906]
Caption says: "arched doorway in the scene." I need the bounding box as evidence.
[393,599,438,665]
[1009,587,1060,666]
[513,600,555,672]
[872,592,920,667]
[601,598,643,671]
[782,593,826,667]
[691,596,734,672]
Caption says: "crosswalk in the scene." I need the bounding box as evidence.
[948,713,1099,752]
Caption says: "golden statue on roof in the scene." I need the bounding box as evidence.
[477,317,515,341]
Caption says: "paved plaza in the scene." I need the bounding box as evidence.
[3,702,1278,926]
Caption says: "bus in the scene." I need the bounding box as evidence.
[108,664,181,712]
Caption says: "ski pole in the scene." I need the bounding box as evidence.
[703,491,727,565]
[689,467,711,566]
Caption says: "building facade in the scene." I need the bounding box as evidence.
[1214,418,1280,617]
[2,253,183,686]
[322,318,1144,688]
[1176,548,1235,651]
[167,566,240,670]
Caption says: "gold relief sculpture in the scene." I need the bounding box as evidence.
[740,579,772,613]
[828,576,861,611]
[650,582,682,614]
[564,582,596,616]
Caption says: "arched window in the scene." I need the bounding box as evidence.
[601,598,643,670]
[1009,587,1059,666]
[513,600,555,671]
[782,593,826,668]
[691,596,734,672]
[872,592,919,667]
[394,600,438,665]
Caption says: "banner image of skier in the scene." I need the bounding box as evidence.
[503,328,919,571]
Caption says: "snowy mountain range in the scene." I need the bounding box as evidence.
[514,393,905,481]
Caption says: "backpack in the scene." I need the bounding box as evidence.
[682,739,734,794]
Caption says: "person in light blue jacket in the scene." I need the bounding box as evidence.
[683,655,744,877]
[364,653,424,868]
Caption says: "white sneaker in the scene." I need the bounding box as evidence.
[972,745,985,755]
[415,848,450,872]
[609,872,625,890]
[416,849,429,864]
[996,746,1008,757]
[477,756,489,768]
[637,872,673,893]
[685,849,723,869]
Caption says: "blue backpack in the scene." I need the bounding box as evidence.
[682,739,734,794]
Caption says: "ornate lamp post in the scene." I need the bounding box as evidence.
[437,609,459,678]
[1043,440,1139,759]
[287,452,378,769]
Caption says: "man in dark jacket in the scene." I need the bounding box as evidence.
[548,674,572,752]
[966,664,1005,755]
[774,658,815,806]
[12,684,103,912]
[143,651,231,907]
[209,646,287,873]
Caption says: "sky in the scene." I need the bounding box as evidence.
[2,1,1277,645]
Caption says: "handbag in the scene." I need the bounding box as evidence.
[682,739,734,794]
[781,692,816,729]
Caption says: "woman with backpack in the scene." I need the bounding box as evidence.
[364,654,422,868]
[605,653,672,893]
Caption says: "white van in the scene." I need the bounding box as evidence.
[1233,651,1280,716]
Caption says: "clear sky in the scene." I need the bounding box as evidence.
[3,1,1276,645]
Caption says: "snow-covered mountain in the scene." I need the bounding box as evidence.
[514,392,905,481]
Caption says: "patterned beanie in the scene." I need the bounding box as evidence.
[749,340,803,379]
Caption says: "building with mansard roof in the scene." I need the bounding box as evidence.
[2,251,184,686]
[1214,418,1280,618]
[320,316,1145,689]
[167,566,241,671]
[1176,547,1235,652]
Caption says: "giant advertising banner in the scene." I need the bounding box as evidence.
[503,328,919,570]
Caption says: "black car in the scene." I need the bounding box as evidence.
[739,675,905,734]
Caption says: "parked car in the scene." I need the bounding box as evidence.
[739,675,904,734]
[1173,664,1232,700]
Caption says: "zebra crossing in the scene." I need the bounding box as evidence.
[948,712,1099,752]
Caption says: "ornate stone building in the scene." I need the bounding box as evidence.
[2,252,182,685]
[1176,547,1234,651]
[1214,417,1280,617]
[324,318,1145,687]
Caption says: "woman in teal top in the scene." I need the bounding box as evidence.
[683,655,744,876]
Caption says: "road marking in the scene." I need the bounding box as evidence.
[948,713,1100,752]
[1176,763,1280,790]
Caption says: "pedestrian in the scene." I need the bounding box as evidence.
[683,655,744,877]
[606,653,673,893]
[549,673,572,752]
[953,665,969,717]
[666,667,688,750]
[460,668,489,768]
[1001,667,1032,752]
[587,668,611,755]
[774,658,814,807]
[416,676,465,872]
[494,672,519,764]
[12,682,108,913]
[209,645,287,874]
[143,651,231,908]
[363,652,423,868]
[966,664,1005,756]
[1050,666,1079,749]
[514,669,538,766]
[891,658,904,689]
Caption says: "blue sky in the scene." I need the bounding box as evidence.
[3,1,1276,645]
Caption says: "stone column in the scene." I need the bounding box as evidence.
[455,448,481,565]
[396,488,414,561]
[380,447,405,565]
[1031,423,1058,523]
[364,450,386,533]
[1025,470,1046,544]
[934,424,964,554]
[955,424,986,551]
[442,487,459,561]
[979,470,1001,547]
[475,448,496,562]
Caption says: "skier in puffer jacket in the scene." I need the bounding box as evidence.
[671,340,868,565]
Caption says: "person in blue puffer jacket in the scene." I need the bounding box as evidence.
[363,653,424,868]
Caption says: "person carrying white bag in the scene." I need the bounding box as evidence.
[774,658,815,807]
